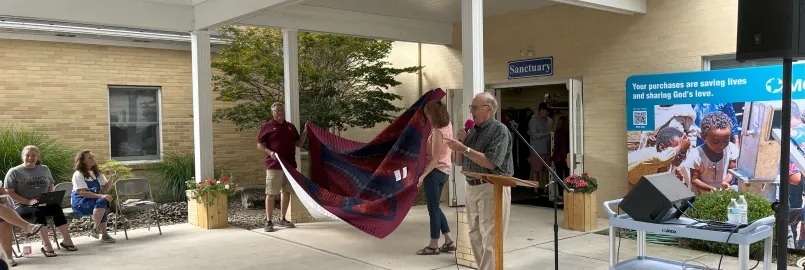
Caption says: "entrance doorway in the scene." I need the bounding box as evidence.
[489,78,584,209]
[444,78,583,209]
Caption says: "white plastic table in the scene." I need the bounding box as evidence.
[603,199,775,270]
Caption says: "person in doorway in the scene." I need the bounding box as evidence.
[627,127,691,190]
[552,115,570,195]
[71,150,116,243]
[4,145,77,257]
[415,100,457,255]
[444,92,513,270]
[257,102,308,232]
[528,103,553,188]
[683,112,739,195]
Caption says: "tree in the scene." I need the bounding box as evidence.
[211,26,422,132]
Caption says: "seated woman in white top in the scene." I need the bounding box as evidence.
[71,150,115,243]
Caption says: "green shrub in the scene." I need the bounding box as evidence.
[147,151,225,203]
[682,190,775,258]
[0,124,77,183]
[99,160,134,181]
[98,160,134,211]
[148,152,195,203]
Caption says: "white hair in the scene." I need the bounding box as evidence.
[476,92,498,111]
[271,102,284,111]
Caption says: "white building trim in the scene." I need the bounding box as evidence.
[238,5,454,45]
[191,31,215,182]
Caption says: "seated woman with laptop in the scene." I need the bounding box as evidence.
[3,145,77,258]
[71,150,116,243]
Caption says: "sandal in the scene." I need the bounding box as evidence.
[59,242,77,252]
[439,240,457,252]
[416,246,440,255]
[24,224,43,237]
[40,247,57,257]
[8,259,17,267]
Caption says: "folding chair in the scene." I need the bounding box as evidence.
[114,178,162,240]
[53,183,74,217]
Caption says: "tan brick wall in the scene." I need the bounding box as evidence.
[455,209,477,268]
[0,38,426,189]
[436,0,739,215]
[340,41,425,142]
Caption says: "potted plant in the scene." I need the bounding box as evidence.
[562,172,599,232]
[185,175,237,229]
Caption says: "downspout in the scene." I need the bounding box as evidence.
[418,43,423,97]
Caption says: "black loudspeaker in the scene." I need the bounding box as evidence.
[619,172,696,224]
[736,0,805,61]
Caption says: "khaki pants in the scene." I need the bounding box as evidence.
[466,182,511,270]
[265,169,293,196]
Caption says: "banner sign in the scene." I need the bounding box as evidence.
[508,57,553,79]
[625,63,805,249]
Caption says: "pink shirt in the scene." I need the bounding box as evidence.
[427,123,453,174]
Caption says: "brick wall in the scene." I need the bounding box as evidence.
[0,38,425,187]
[436,0,739,214]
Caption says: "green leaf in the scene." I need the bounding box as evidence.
[211,27,420,132]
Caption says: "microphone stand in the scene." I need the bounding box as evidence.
[509,122,572,270]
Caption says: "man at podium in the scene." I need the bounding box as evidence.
[445,92,514,270]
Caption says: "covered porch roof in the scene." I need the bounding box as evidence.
[0,0,648,187]
[1,0,646,44]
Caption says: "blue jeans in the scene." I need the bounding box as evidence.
[424,170,450,239]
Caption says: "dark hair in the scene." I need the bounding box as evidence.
[655,126,684,151]
[700,111,732,138]
[424,100,450,128]
[74,149,101,179]
[538,102,551,112]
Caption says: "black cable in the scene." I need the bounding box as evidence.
[718,225,740,270]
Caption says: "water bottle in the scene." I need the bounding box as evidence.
[737,195,749,225]
[727,199,741,225]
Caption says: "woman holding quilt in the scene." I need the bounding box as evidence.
[416,100,457,255]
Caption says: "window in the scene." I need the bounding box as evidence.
[108,86,162,162]
[703,54,782,71]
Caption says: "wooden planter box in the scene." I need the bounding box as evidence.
[187,190,229,229]
[563,191,597,232]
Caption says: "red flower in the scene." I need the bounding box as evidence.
[222,177,229,183]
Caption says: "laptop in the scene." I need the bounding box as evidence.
[35,190,66,207]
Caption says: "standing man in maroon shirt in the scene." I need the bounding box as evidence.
[257,102,308,232]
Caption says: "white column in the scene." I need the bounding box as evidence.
[191,31,214,182]
[462,0,484,123]
[283,29,301,167]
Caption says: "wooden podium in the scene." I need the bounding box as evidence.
[461,171,539,270]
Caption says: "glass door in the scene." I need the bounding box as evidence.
[448,89,467,207]
[567,79,584,174]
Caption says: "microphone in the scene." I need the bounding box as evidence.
[464,119,474,132]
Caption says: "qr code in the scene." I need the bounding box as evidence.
[633,111,647,125]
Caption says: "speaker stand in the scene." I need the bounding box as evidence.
[778,58,793,270]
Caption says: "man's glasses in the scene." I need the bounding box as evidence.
[468,105,491,112]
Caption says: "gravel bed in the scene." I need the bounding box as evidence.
[14,202,189,245]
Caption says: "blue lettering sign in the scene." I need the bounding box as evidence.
[626,64,805,131]
[508,57,553,79]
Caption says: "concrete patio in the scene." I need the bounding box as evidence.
[9,204,797,269]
